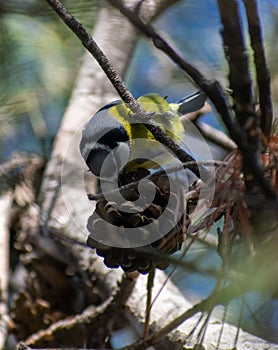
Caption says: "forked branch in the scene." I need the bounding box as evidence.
[46,0,200,177]
[108,0,275,197]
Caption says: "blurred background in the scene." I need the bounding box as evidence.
[1,0,278,345]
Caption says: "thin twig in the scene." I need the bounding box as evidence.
[46,0,136,111]
[119,298,206,350]
[109,0,208,88]
[121,275,250,350]
[148,236,196,317]
[18,341,108,350]
[25,272,138,347]
[196,121,237,151]
[45,0,200,178]
[243,0,273,138]
[143,268,155,338]
[108,0,275,198]
[120,289,215,349]
[87,160,226,202]
[180,103,237,151]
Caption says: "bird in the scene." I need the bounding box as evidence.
[79,91,206,180]
[80,91,206,273]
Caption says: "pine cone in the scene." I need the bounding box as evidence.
[87,168,188,274]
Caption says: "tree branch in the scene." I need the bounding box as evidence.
[0,192,12,349]
[217,0,255,136]
[121,278,277,350]
[243,0,273,138]
[196,121,237,151]
[45,0,200,178]
[108,0,275,198]
[180,102,236,151]
[24,272,138,348]
[217,0,274,195]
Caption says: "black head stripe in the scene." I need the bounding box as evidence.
[80,106,129,159]
[97,126,129,149]
[97,100,120,113]
[83,109,127,143]
[84,125,128,177]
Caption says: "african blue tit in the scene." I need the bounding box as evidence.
[80,91,206,179]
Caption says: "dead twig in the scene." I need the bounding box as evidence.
[108,0,275,199]
[87,160,226,202]
[180,102,237,151]
[25,272,138,348]
[45,0,200,178]
[196,121,237,151]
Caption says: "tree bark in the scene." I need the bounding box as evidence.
[0,192,12,349]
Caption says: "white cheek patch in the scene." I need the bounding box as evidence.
[81,141,111,159]
[80,141,94,159]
